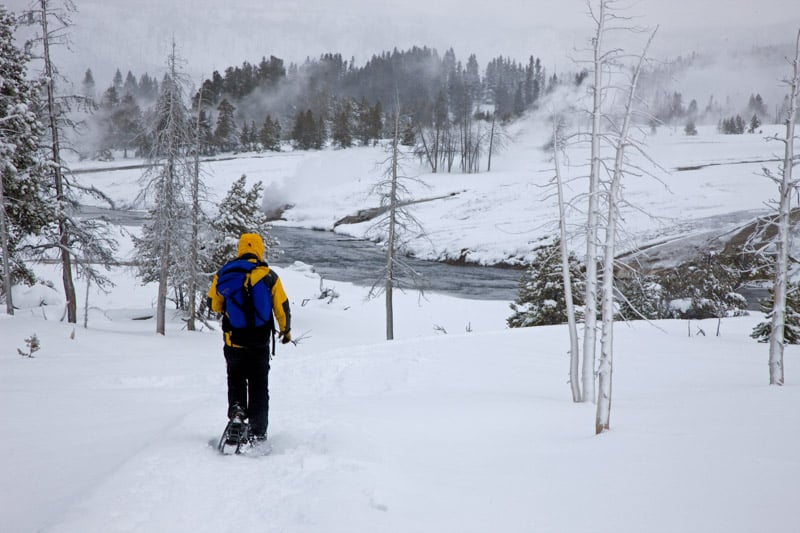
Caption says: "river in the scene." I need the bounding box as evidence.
[271,226,521,301]
[79,207,766,307]
[78,206,521,300]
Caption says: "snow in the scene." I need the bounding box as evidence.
[2,120,799,532]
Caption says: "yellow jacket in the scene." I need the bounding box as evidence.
[207,233,291,347]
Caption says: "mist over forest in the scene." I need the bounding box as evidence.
[68,39,798,165]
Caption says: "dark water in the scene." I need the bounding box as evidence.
[77,206,522,300]
[79,206,767,307]
[270,226,521,301]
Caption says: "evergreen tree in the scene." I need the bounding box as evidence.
[617,273,665,320]
[239,121,251,150]
[138,73,159,101]
[507,240,584,328]
[332,100,353,148]
[207,174,279,269]
[658,252,747,320]
[684,120,698,136]
[749,113,761,133]
[214,99,238,151]
[291,109,317,150]
[112,68,123,92]
[101,85,119,110]
[315,113,327,149]
[195,109,215,155]
[0,7,52,309]
[122,70,138,97]
[108,93,143,158]
[81,68,95,99]
[259,114,281,151]
[752,284,800,344]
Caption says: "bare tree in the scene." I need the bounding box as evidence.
[21,0,116,324]
[0,170,10,315]
[187,81,207,331]
[596,29,657,434]
[368,96,428,340]
[766,29,800,386]
[579,0,611,404]
[134,41,194,335]
[551,113,582,402]
[32,0,76,321]
[486,112,510,172]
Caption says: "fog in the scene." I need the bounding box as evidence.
[8,0,799,91]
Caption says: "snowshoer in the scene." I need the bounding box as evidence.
[207,233,291,444]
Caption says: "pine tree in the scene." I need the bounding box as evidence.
[684,120,698,136]
[617,273,665,320]
[196,109,214,155]
[112,68,123,92]
[752,284,800,344]
[749,113,761,133]
[239,121,251,150]
[81,68,95,99]
[332,100,353,148]
[207,174,279,269]
[507,240,584,328]
[214,99,238,151]
[0,7,52,312]
[291,109,316,150]
[259,115,281,152]
[659,252,747,321]
[107,93,143,158]
[122,71,138,97]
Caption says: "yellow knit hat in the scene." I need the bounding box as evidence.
[237,233,265,259]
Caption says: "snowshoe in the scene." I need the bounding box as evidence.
[216,410,251,455]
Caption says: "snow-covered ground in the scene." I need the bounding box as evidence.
[1,119,798,532]
[1,261,798,532]
[74,120,788,267]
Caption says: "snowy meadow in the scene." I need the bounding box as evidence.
[1,118,799,532]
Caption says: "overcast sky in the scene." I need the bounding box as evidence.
[9,0,800,88]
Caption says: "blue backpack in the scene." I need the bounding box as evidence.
[215,259,274,347]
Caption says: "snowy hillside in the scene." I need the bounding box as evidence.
[72,119,791,269]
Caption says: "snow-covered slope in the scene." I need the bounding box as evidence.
[1,262,797,533]
[73,120,790,269]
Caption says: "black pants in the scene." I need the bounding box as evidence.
[224,344,270,437]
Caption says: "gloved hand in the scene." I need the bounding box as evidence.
[280,329,292,344]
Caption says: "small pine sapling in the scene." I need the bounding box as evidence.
[18,334,40,358]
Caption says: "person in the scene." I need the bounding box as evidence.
[207,233,291,442]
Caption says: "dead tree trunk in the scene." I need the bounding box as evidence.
[39,0,76,323]
[187,83,203,332]
[385,104,402,341]
[596,29,656,434]
[552,113,582,402]
[581,0,607,403]
[768,28,800,386]
[0,175,12,315]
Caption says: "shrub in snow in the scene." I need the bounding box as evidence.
[657,251,747,320]
[507,239,584,328]
[751,284,800,344]
[617,273,666,320]
[17,333,39,358]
